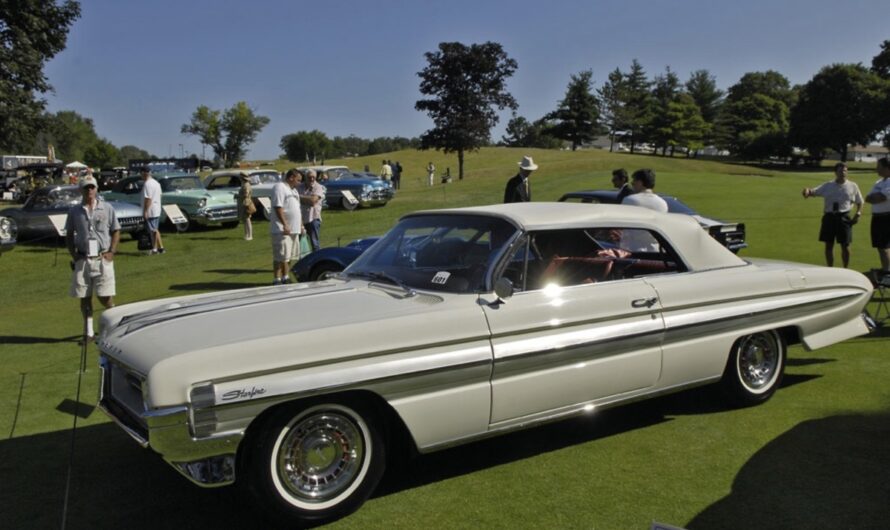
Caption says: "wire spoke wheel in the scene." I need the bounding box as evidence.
[722,330,785,406]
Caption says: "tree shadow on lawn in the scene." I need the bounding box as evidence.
[0,334,81,345]
[169,282,267,291]
[687,411,890,529]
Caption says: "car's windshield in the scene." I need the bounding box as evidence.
[664,197,696,215]
[253,172,280,184]
[160,177,204,192]
[345,214,518,294]
[26,188,80,209]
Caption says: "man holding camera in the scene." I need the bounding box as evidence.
[802,162,863,268]
[65,174,120,341]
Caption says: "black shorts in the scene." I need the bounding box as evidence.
[872,213,890,249]
[819,213,853,245]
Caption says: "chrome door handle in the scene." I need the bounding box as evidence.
[631,297,658,308]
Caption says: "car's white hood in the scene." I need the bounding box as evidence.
[99,279,492,406]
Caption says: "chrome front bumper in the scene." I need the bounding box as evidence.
[98,355,242,487]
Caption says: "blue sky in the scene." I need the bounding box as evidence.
[45,0,890,161]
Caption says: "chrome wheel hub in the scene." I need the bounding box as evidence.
[738,334,778,390]
[277,412,364,503]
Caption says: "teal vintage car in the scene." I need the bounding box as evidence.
[103,172,239,231]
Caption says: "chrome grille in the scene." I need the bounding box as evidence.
[205,206,238,221]
[100,355,149,440]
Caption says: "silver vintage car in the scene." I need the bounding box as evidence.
[96,203,873,525]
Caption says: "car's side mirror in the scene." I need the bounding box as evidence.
[494,277,514,301]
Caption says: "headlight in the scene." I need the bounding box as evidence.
[0,217,16,240]
[196,199,207,208]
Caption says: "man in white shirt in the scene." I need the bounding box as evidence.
[866,157,890,271]
[621,169,668,212]
[270,169,304,285]
[141,167,165,254]
[298,169,325,252]
[802,162,863,268]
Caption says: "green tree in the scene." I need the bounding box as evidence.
[181,102,269,165]
[871,39,890,79]
[646,67,682,155]
[597,68,629,152]
[279,130,332,162]
[36,110,100,162]
[716,71,795,160]
[501,114,531,146]
[119,145,153,162]
[83,138,122,168]
[685,69,723,148]
[415,41,518,179]
[546,70,602,151]
[665,93,708,156]
[622,59,653,153]
[790,64,889,161]
[0,0,81,152]
[501,114,562,148]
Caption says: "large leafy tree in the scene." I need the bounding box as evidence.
[501,114,561,148]
[665,93,708,156]
[181,101,269,165]
[33,110,99,162]
[546,70,602,151]
[871,39,890,79]
[790,63,889,161]
[119,144,153,162]
[83,138,122,168]
[716,70,795,160]
[0,0,81,152]
[279,130,332,162]
[415,41,518,179]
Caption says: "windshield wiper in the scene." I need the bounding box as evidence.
[347,271,416,297]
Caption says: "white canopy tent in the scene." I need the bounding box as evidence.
[65,161,88,169]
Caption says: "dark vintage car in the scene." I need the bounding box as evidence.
[299,165,394,211]
[0,185,144,240]
[558,190,747,252]
[291,236,382,282]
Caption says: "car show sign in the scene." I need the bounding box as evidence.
[257,197,272,217]
[163,204,187,226]
[341,190,359,206]
[48,214,67,237]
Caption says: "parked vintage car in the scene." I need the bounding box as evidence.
[299,165,394,210]
[203,169,281,220]
[96,203,872,526]
[291,236,381,282]
[559,190,747,252]
[0,215,16,253]
[103,172,239,231]
[0,185,144,240]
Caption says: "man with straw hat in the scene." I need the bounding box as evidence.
[504,155,538,203]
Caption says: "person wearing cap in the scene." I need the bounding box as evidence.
[504,156,538,203]
[65,174,120,342]
[141,167,165,254]
[237,172,255,241]
[298,168,325,252]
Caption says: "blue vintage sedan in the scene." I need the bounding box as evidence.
[299,166,395,210]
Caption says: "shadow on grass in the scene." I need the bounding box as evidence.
[169,282,266,291]
[0,334,81,344]
[687,411,890,529]
[204,268,268,275]
[786,357,835,367]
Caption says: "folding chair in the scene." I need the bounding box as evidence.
[867,270,890,326]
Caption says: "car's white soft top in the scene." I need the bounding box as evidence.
[407,202,747,272]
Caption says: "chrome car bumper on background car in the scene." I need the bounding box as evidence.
[194,206,238,224]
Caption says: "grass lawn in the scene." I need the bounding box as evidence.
[1,147,888,529]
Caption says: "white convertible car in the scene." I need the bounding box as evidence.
[97,203,873,525]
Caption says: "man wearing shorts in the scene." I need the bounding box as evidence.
[65,174,120,341]
[866,157,890,271]
[802,162,863,268]
[142,167,165,254]
[271,169,303,285]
